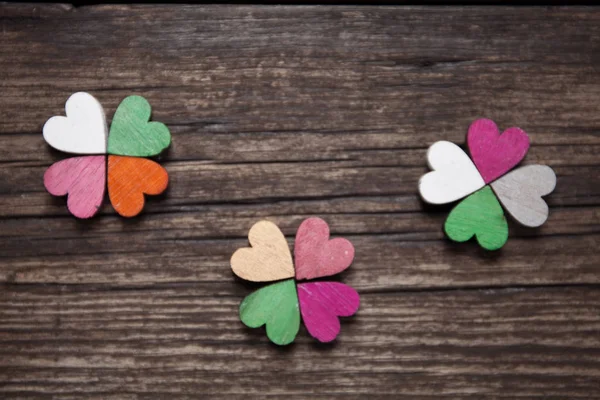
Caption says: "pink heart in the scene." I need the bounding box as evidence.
[297,282,360,343]
[467,118,530,184]
[294,217,355,280]
[44,156,106,219]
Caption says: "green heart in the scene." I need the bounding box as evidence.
[108,95,171,157]
[444,186,508,250]
[239,279,300,345]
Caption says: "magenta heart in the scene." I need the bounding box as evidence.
[467,118,530,184]
[44,156,106,219]
[297,282,360,343]
[294,217,355,280]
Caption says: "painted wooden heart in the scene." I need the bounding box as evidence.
[491,164,556,228]
[108,95,171,157]
[467,118,530,184]
[107,155,168,218]
[43,156,106,218]
[444,186,508,250]
[294,217,355,280]
[297,282,360,343]
[239,279,300,346]
[419,141,485,204]
[43,92,108,154]
[230,220,295,282]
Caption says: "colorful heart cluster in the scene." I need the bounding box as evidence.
[231,218,360,345]
[43,92,171,218]
[419,118,556,250]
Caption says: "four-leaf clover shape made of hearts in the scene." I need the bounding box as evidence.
[419,118,557,250]
[231,218,360,345]
[43,92,171,218]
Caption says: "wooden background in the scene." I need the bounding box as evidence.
[1,3,599,399]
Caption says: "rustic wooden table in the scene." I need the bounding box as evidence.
[1,3,599,399]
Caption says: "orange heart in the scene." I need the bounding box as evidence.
[108,155,168,217]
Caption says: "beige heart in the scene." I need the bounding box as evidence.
[231,220,295,282]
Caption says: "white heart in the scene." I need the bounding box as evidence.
[491,165,556,228]
[43,92,107,154]
[419,141,485,204]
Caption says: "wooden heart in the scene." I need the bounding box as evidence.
[467,118,530,184]
[419,141,485,204]
[297,282,359,343]
[239,279,300,346]
[43,156,106,219]
[491,164,556,228]
[107,155,169,217]
[108,95,171,157]
[231,220,295,282]
[444,186,508,250]
[294,217,354,280]
[43,92,107,154]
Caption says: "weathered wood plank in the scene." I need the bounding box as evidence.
[0,285,599,398]
[0,3,599,399]
[0,207,598,288]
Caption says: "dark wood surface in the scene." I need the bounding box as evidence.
[1,3,599,398]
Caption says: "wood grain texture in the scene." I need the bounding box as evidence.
[1,3,600,398]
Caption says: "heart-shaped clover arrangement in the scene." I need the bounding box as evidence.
[43,92,171,218]
[231,218,360,345]
[419,118,556,250]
